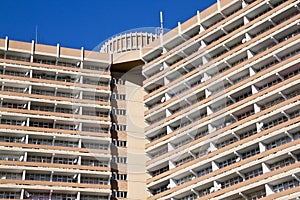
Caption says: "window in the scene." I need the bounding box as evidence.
[31,105,54,112]
[81,159,108,167]
[262,116,288,130]
[82,142,108,150]
[173,137,193,148]
[112,191,127,198]
[33,58,55,65]
[29,121,53,128]
[241,148,260,159]
[57,61,78,68]
[26,173,50,181]
[179,193,197,200]
[112,78,125,85]
[82,126,109,133]
[151,148,168,158]
[0,154,21,161]
[111,93,126,100]
[0,191,20,199]
[27,155,51,163]
[83,95,109,101]
[247,189,266,200]
[112,124,126,131]
[197,167,212,177]
[112,109,126,115]
[149,131,167,141]
[0,136,23,143]
[112,140,127,147]
[216,137,238,148]
[266,136,291,150]
[83,65,105,71]
[176,174,195,185]
[6,55,29,61]
[221,176,243,188]
[57,75,76,83]
[0,172,22,180]
[146,36,151,45]
[55,124,77,130]
[219,156,238,168]
[53,157,75,165]
[32,73,55,80]
[175,155,193,167]
[152,185,169,195]
[26,193,49,200]
[31,89,55,96]
[3,86,25,93]
[195,129,209,139]
[54,140,78,148]
[152,166,169,176]
[245,168,263,180]
[112,173,127,180]
[56,107,73,114]
[52,174,74,183]
[270,157,295,171]
[1,119,24,126]
[28,138,52,146]
[273,179,299,193]
[56,92,77,98]
[81,176,108,184]
[2,102,26,109]
[52,194,76,200]
[112,156,127,164]
[239,128,257,139]
[126,37,131,48]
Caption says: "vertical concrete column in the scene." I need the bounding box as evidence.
[124,67,148,199]
[20,189,24,199]
[265,184,274,196]
[76,192,80,200]
[262,162,271,173]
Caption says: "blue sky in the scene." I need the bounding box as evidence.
[1,0,216,50]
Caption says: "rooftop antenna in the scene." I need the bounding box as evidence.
[35,25,38,44]
[159,11,164,47]
[160,11,164,36]
[159,11,164,36]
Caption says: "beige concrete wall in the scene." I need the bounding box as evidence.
[122,67,149,200]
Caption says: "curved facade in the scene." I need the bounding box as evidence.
[100,32,158,54]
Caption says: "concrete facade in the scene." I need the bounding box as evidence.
[0,0,300,199]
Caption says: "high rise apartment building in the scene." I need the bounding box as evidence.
[0,0,300,199]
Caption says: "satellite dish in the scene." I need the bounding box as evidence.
[25,191,31,198]
[73,158,78,164]
[19,156,24,161]
[72,174,77,179]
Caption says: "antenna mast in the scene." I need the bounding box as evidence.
[160,11,164,36]
[35,25,38,44]
[159,11,165,46]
